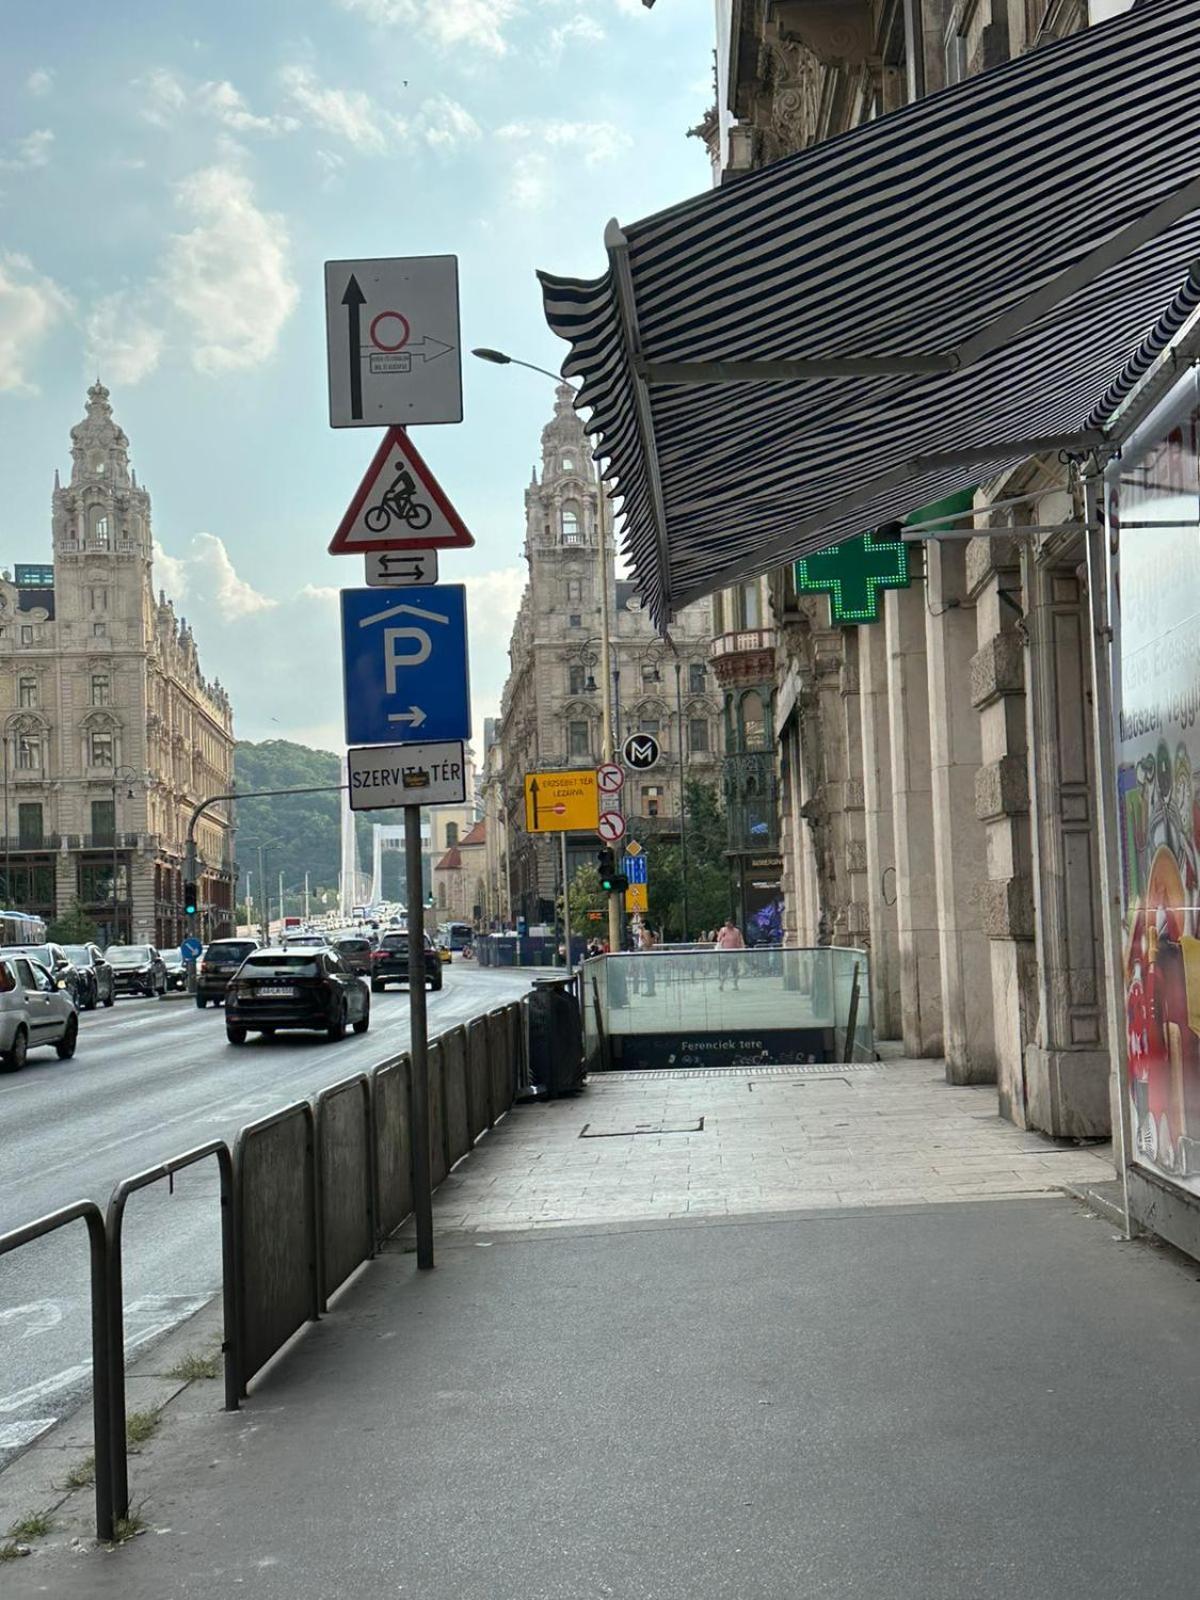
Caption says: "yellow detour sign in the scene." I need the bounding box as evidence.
[625,882,648,913]
[524,769,599,833]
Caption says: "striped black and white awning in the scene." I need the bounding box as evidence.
[539,0,1200,626]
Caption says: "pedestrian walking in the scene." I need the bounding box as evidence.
[715,917,745,991]
[638,922,657,996]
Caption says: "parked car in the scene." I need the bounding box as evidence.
[158,948,188,991]
[0,954,79,1070]
[370,931,442,993]
[331,934,373,976]
[195,937,260,1008]
[105,944,169,998]
[61,943,116,1009]
[8,943,89,1008]
[224,947,370,1044]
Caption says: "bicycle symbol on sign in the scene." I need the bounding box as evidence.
[364,458,432,534]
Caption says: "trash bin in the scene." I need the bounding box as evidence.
[526,976,585,1097]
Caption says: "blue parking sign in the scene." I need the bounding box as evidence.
[341,585,471,746]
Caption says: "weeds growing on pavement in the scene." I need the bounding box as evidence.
[62,1455,94,1490]
[125,1408,161,1448]
[167,1348,220,1382]
[112,1511,147,1544]
[0,1540,30,1561]
[7,1511,52,1540]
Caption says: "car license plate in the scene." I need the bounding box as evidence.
[258,986,297,998]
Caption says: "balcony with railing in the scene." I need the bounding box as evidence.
[710,627,777,686]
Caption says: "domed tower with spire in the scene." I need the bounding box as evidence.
[0,385,236,947]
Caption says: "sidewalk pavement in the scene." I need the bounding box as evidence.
[10,1056,1199,1600]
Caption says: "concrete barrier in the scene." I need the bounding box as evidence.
[442,1026,471,1165]
[466,1017,492,1141]
[428,1039,448,1186]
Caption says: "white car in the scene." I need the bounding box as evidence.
[0,953,79,1071]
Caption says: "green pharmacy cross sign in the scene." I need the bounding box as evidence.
[793,530,910,624]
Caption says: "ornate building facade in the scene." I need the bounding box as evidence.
[496,386,721,929]
[0,383,236,945]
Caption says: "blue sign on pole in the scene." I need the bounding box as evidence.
[181,936,203,961]
[340,585,471,746]
[624,853,648,885]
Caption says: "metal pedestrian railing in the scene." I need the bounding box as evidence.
[0,996,534,1541]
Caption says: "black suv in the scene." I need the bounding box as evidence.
[196,938,260,1007]
[62,943,116,1009]
[225,948,370,1044]
[369,931,442,993]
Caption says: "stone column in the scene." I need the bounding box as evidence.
[968,536,1037,1127]
[859,622,901,1039]
[1021,540,1111,1136]
[925,541,996,1083]
[886,581,943,1056]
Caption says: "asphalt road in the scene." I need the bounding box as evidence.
[0,963,540,1467]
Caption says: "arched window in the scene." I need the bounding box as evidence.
[741,691,765,749]
[91,509,110,548]
[737,582,761,629]
[446,822,459,847]
[561,504,582,544]
[562,454,575,472]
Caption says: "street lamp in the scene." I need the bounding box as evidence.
[473,346,621,952]
[110,765,140,945]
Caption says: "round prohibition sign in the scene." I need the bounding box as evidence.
[597,762,624,795]
[598,810,626,843]
[369,310,411,351]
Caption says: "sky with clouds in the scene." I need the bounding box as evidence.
[0,0,714,752]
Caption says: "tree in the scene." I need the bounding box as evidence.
[566,863,608,931]
[646,780,734,941]
[48,899,98,944]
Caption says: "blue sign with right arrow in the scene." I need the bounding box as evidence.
[340,584,471,746]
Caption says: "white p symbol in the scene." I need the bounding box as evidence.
[384,627,431,692]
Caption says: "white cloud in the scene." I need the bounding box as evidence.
[280,65,402,151]
[136,67,188,127]
[417,95,481,150]
[336,0,521,54]
[497,118,632,167]
[26,68,53,97]
[0,129,54,171]
[84,292,164,386]
[508,151,550,211]
[163,162,299,375]
[544,13,605,61]
[155,533,278,619]
[463,565,527,732]
[316,149,346,189]
[0,253,71,393]
[196,80,299,135]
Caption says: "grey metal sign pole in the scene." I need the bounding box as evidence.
[406,809,434,1270]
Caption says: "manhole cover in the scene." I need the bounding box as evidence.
[579,1117,705,1138]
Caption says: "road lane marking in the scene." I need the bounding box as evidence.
[0,1301,63,1337]
[0,1418,56,1449]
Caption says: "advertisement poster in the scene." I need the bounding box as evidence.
[1109,372,1200,1189]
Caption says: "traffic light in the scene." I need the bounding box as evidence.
[597,849,628,894]
[184,880,198,917]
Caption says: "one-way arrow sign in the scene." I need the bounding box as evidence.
[325,255,462,428]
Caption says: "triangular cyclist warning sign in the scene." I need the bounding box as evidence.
[329,425,475,554]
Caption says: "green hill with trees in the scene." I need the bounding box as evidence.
[232,739,410,914]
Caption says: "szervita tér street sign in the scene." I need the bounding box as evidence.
[523,770,600,833]
[325,256,462,427]
[340,585,470,746]
[347,741,467,810]
[622,732,660,771]
[330,427,474,555]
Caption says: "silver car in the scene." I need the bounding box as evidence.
[0,954,79,1071]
